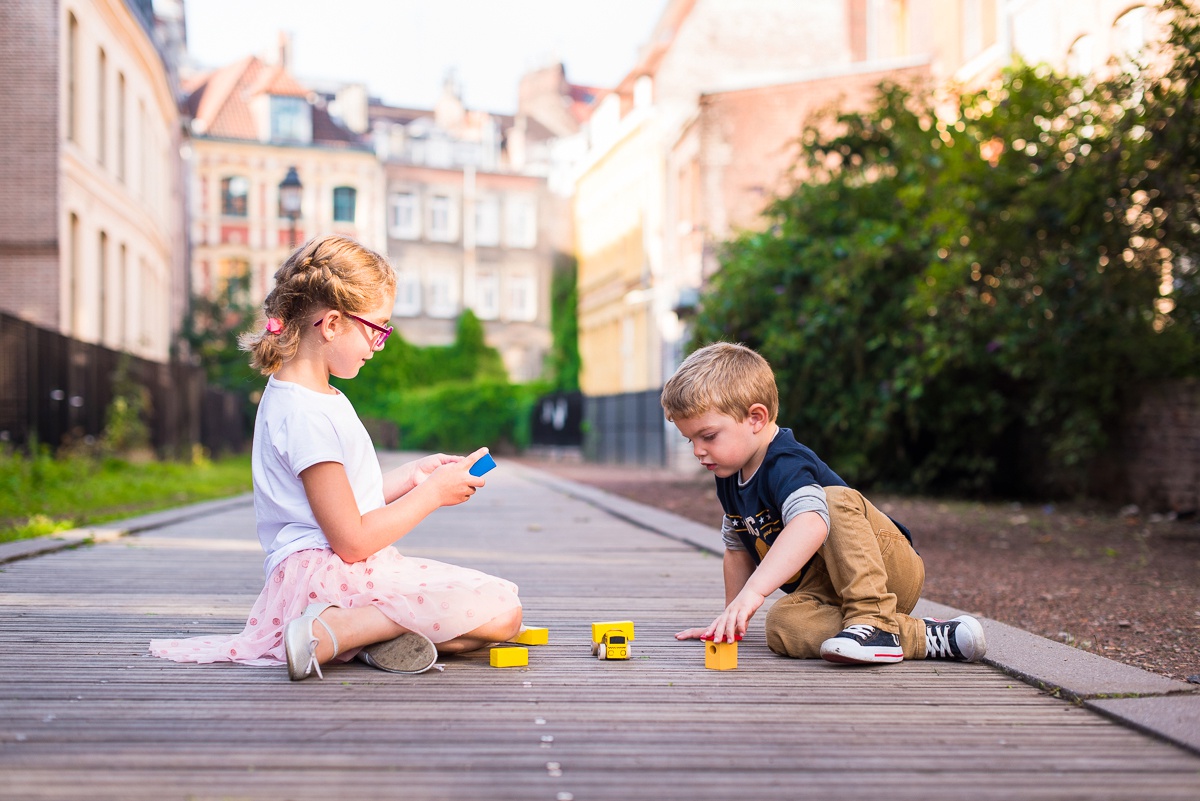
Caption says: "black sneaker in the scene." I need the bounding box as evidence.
[923,615,987,661]
[819,624,904,664]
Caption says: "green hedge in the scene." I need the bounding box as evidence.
[388,380,546,454]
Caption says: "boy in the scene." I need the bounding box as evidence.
[661,342,986,664]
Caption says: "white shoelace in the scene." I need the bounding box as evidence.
[926,623,955,658]
[841,624,876,640]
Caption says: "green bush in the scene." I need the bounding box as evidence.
[390,380,545,454]
[692,1,1200,497]
[341,309,544,454]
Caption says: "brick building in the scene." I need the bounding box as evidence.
[0,0,187,363]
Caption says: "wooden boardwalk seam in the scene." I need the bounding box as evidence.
[2,460,1199,800]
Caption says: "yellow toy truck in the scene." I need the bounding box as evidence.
[590,620,635,660]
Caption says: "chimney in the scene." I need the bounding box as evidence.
[276,31,292,70]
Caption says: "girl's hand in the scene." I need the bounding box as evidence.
[422,447,489,507]
[408,453,460,486]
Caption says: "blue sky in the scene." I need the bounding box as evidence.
[184,0,670,113]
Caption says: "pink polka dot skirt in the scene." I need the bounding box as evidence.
[149,546,521,666]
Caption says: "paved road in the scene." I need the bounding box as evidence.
[1,454,1198,800]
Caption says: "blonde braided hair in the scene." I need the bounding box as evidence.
[239,235,396,375]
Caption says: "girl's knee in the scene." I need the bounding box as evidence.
[496,606,523,639]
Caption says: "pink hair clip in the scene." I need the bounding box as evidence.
[265,317,283,334]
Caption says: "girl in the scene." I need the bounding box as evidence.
[150,235,522,680]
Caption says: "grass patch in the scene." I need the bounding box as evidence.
[0,450,252,544]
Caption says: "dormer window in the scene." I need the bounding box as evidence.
[270,95,311,144]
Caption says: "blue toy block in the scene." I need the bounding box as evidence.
[470,453,497,476]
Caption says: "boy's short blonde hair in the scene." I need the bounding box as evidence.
[661,342,779,423]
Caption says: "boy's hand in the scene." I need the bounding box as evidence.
[674,587,765,642]
[709,587,766,643]
[674,627,710,641]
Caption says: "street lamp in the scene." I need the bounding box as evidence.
[279,166,303,248]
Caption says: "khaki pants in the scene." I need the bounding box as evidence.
[764,485,927,659]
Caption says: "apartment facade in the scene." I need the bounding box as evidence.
[365,71,582,382]
[184,45,384,307]
[575,0,862,396]
[0,0,187,363]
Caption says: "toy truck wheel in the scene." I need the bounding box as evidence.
[596,643,607,660]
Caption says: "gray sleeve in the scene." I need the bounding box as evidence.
[721,515,746,550]
[782,485,830,534]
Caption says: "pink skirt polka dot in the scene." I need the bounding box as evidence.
[148,546,521,666]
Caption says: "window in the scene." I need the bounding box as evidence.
[222,176,249,216]
[474,196,500,246]
[507,273,537,321]
[68,213,79,335]
[97,48,106,166]
[119,243,128,347]
[217,257,251,305]
[98,231,108,342]
[633,75,654,109]
[333,186,357,223]
[67,14,78,142]
[962,0,984,60]
[475,270,500,319]
[138,99,147,199]
[1113,6,1150,63]
[427,270,458,318]
[393,271,422,316]
[117,72,126,181]
[1067,34,1097,76]
[390,192,420,239]
[270,95,311,144]
[428,195,456,242]
[506,196,537,249]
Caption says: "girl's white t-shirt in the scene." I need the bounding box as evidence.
[251,375,385,576]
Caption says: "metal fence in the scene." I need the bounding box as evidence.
[582,388,667,466]
[530,391,584,448]
[0,312,248,456]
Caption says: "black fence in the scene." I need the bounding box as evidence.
[0,312,248,456]
[583,388,667,466]
[530,391,584,448]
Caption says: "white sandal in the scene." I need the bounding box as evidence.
[284,602,340,681]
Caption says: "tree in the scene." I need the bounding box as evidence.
[692,2,1200,496]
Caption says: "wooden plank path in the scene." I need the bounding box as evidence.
[2,459,1200,801]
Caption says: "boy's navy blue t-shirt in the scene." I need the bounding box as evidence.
[714,427,910,593]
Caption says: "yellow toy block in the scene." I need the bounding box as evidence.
[590,620,635,644]
[705,639,738,670]
[510,626,549,645]
[489,646,529,668]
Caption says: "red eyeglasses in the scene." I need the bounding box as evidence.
[314,313,393,350]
